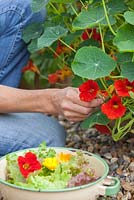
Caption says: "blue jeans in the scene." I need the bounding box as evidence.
[0,0,66,156]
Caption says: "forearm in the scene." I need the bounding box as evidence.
[0,85,57,114]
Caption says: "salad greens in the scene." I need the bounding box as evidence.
[6,143,97,190]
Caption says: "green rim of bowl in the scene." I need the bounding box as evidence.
[0,147,109,193]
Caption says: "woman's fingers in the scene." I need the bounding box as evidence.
[65,87,103,108]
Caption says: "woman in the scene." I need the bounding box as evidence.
[0,0,103,156]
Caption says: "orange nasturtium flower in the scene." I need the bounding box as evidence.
[57,152,72,163]
[43,157,58,171]
[62,66,73,77]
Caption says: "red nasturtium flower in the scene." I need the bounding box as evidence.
[101,95,126,120]
[95,124,111,135]
[82,28,101,42]
[79,80,99,102]
[54,41,72,58]
[18,152,41,178]
[114,79,134,97]
[22,60,40,75]
[48,73,58,84]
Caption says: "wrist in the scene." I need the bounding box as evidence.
[37,89,60,115]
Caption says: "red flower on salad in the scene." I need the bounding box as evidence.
[79,80,99,102]
[18,152,41,178]
[101,96,126,120]
[114,79,134,97]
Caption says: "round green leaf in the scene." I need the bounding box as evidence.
[81,111,110,129]
[124,11,134,25]
[72,7,105,30]
[38,25,68,49]
[72,6,115,30]
[71,46,116,79]
[113,24,134,52]
[121,62,134,81]
[108,0,127,15]
[116,53,133,64]
[23,23,43,43]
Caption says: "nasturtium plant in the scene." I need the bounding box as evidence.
[22,0,134,141]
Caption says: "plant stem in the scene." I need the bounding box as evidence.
[99,23,105,52]
[48,47,68,66]
[102,0,116,36]
[49,2,61,15]
[59,39,76,53]
[79,0,87,9]
[100,78,111,97]
[121,118,134,132]
[70,3,78,16]
[109,75,123,79]
[117,117,121,131]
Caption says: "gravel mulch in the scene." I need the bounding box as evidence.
[60,118,134,200]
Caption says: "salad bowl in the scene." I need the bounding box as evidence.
[0,147,120,200]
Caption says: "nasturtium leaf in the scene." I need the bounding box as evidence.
[72,6,115,30]
[23,23,43,43]
[64,31,83,45]
[116,53,133,65]
[81,111,110,130]
[37,25,68,49]
[28,39,39,53]
[71,46,116,80]
[72,7,105,30]
[108,0,127,15]
[120,62,134,82]
[113,24,134,52]
[124,11,134,25]
[32,0,49,12]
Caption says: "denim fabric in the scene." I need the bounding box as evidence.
[0,113,66,157]
[0,0,46,87]
[0,0,66,156]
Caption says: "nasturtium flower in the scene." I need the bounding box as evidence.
[79,80,99,102]
[43,157,58,171]
[18,152,41,178]
[95,124,111,135]
[48,73,58,84]
[101,96,126,120]
[62,66,73,77]
[22,60,40,75]
[81,28,101,42]
[57,152,72,163]
[114,79,134,97]
[56,70,65,81]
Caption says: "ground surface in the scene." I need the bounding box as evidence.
[62,118,134,200]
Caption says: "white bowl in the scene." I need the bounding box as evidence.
[0,148,120,200]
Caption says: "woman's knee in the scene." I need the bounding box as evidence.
[0,113,66,156]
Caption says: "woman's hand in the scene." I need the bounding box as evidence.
[51,87,103,122]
